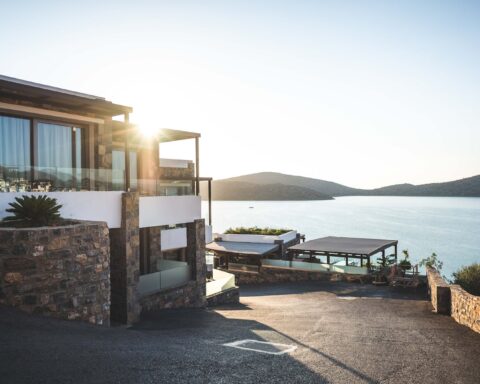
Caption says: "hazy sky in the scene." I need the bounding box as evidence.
[1,0,479,188]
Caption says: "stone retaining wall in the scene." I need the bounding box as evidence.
[0,221,110,325]
[426,267,451,314]
[426,267,480,334]
[450,285,480,334]
[232,265,372,285]
[140,280,205,312]
[206,287,240,307]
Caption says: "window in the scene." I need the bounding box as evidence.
[112,149,138,191]
[0,115,31,192]
[34,122,85,191]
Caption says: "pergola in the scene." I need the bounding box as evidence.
[287,236,398,268]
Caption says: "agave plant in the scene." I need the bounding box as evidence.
[3,195,63,227]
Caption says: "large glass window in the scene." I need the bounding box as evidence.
[0,115,31,192]
[112,149,138,191]
[34,122,84,191]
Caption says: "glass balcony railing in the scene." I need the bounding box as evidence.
[0,165,195,196]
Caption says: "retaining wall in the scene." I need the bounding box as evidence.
[450,284,480,334]
[426,267,451,314]
[232,265,372,285]
[0,221,110,325]
[426,267,480,334]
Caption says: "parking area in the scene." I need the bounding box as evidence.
[1,281,479,383]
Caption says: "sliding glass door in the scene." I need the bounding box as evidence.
[35,122,84,191]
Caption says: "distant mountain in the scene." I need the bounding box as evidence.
[222,172,364,196]
[370,175,480,197]
[201,172,480,200]
[206,181,333,200]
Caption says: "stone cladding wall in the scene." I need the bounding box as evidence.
[450,285,480,334]
[206,287,240,307]
[426,267,451,314]
[0,221,110,325]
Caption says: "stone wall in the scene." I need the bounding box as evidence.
[158,163,195,179]
[450,285,480,334]
[426,267,480,334]
[206,287,240,307]
[426,267,451,314]
[232,265,372,285]
[140,280,205,311]
[0,221,110,325]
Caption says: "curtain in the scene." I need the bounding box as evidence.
[0,116,31,182]
[36,122,73,187]
[112,149,125,191]
[0,115,31,167]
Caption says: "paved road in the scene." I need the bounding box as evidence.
[1,281,479,383]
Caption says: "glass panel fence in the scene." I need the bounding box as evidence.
[138,259,191,296]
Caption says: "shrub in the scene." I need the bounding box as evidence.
[452,263,480,296]
[2,195,63,227]
[398,249,412,270]
[419,252,443,271]
[224,226,292,236]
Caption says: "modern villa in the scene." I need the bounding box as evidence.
[0,75,213,324]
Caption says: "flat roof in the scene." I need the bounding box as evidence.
[288,236,397,256]
[156,128,200,143]
[0,74,132,117]
[207,241,279,256]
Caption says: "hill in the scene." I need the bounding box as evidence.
[207,181,333,200]
[202,172,480,200]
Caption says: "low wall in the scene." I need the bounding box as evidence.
[207,287,240,307]
[426,267,480,334]
[140,280,205,312]
[0,221,110,325]
[426,267,451,314]
[232,265,372,285]
[450,285,480,334]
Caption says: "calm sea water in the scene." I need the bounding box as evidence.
[202,197,480,278]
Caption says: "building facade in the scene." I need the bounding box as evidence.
[0,75,212,324]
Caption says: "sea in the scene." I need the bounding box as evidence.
[202,197,480,279]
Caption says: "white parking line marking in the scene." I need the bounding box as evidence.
[223,339,297,355]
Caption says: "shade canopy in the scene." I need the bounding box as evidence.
[288,236,398,257]
[207,241,279,256]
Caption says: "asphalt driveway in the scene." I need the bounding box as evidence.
[1,281,479,384]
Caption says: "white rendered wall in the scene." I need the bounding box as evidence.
[213,230,297,244]
[160,227,187,251]
[139,195,201,228]
[0,192,123,228]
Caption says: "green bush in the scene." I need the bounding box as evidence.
[453,263,480,296]
[2,195,63,227]
[419,252,443,271]
[224,226,292,236]
[398,249,412,270]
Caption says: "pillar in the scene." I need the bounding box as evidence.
[109,192,141,325]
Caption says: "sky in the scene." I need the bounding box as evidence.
[1,0,479,188]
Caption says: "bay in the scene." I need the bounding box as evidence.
[203,197,480,278]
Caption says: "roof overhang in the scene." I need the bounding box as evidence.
[288,236,398,257]
[0,75,132,117]
[155,128,201,143]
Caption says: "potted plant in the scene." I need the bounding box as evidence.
[398,249,412,271]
